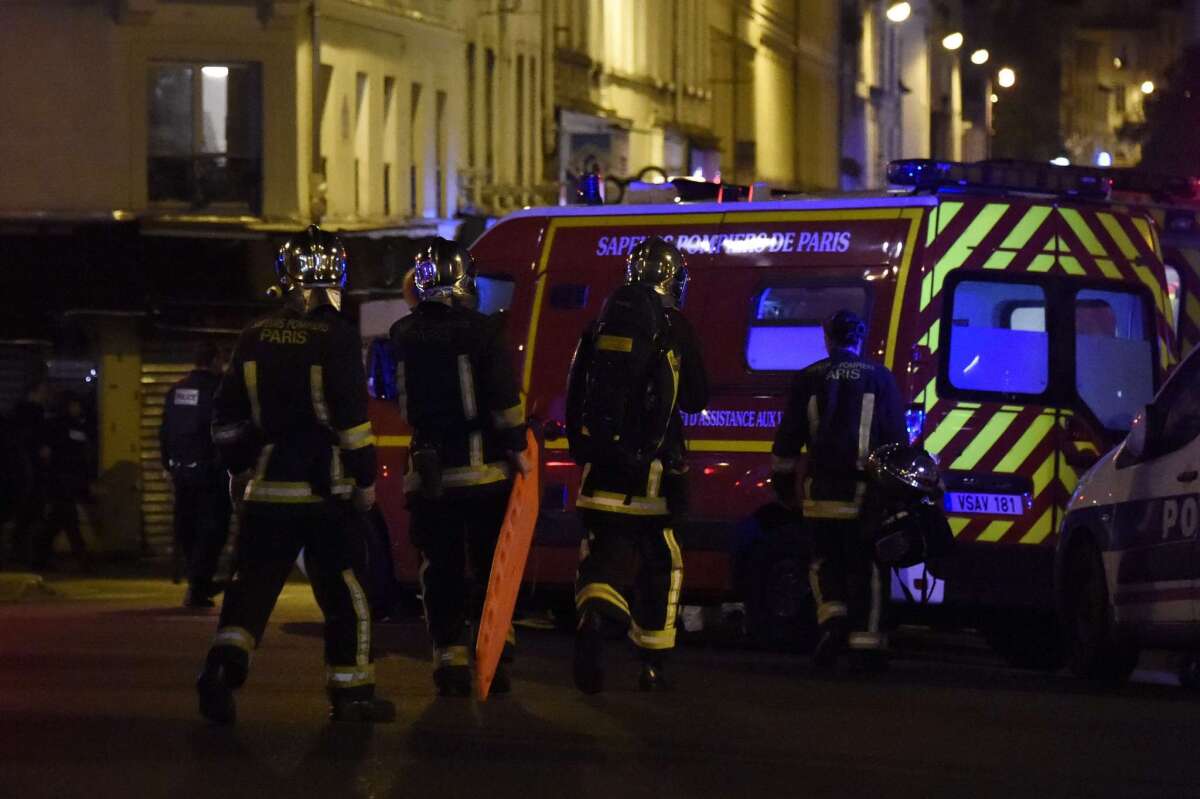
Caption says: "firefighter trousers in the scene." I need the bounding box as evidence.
[206,500,376,699]
[172,467,232,593]
[808,517,887,651]
[575,510,683,655]
[409,483,513,667]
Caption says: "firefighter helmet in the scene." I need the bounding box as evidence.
[274,225,349,292]
[625,237,689,307]
[867,442,941,497]
[823,309,867,347]
[412,238,476,301]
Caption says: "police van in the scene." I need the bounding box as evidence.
[1056,341,1200,682]
[367,159,1178,664]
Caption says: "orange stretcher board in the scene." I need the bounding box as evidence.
[475,430,540,700]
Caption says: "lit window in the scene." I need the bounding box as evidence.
[947,280,1048,395]
[1075,289,1154,431]
[746,285,869,371]
[148,62,262,213]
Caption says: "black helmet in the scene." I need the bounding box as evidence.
[823,309,866,347]
[625,237,689,307]
[867,443,941,497]
[874,500,954,568]
[413,238,476,301]
[274,224,349,293]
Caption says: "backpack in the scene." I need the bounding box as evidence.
[567,285,679,476]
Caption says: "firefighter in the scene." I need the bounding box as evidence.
[196,225,393,725]
[34,391,94,572]
[390,238,529,697]
[568,237,709,694]
[160,342,232,608]
[771,309,906,670]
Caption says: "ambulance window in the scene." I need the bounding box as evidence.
[476,275,515,315]
[745,285,869,371]
[1075,289,1154,431]
[948,280,1048,395]
[1164,264,1181,332]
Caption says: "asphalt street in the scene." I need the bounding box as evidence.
[2,574,1199,799]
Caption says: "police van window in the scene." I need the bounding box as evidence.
[948,280,1049,395]
[476,275,515,315]
[1075,288,1154,431]
[745,285,869,371]
[1159,351,1200,453]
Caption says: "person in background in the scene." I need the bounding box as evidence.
[160,342,233,608]
[4,379,50,569]
[34,390,93,572]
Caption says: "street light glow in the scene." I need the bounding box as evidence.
[997,67,1016,88]
[1141,80,1155,95]
[885,2,912,22]
[942,32,964,51]
[990,93,999,104]
[1096,151,1113,167]
[1050,157,1071,166]
[970,49,990,65]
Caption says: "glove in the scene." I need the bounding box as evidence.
[353,483,376,512]
[508,450,532,478]
[772,469,798,509]
[229,469,253,504]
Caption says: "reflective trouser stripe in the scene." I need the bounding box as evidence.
[403,461,511,493]
[849,632,886,651]
[629,623,676,651]
[867,562,882,637]
[469,431,484,467]
[433,645,470,667]
[327,664,375,688]
[809,558,849,625]
[646,459,663,498]
[213,626,256,653]
[664,528,682,630]
[311,365,330,425]
[341,569,371,667]
[244,361,262,427]
[576,491,669,516]
[491,403,525,429]
[337,421,375,450]
[575,582,631,617]
[802,500,861,519]
[457,354,477,420]
[858,392,876,470]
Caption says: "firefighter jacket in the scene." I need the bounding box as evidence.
[571,307,709,517]
[772,348,906,519]
[389,301,526,494]
[160,369,222,471]
[211,305,376,505]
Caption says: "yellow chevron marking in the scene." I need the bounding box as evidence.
[1188,291,1200,332]
[1032,451,1056,495]
[977,520,1014,543]
[932,203,1010,298]
[1058,456,1079,493]
[1028,253,1057,272]
[1095,258,1122,279]
[1132,217,1155,251]
[1059,255,1086,275]
[927,318,941,353]
[920,376,939,412]
[1018,506,1055,545]
[938,201,964,236]
[920,271,934,310]
[1058,208,1106,256]
[999,205,1052,250]
[949,517,971,537]
[994,413,1055,472]
[949,410,1019,471]
[923,407,974,456]
[1098,212,1139,259]
[983,250,1017,270]
[926,213,937,247]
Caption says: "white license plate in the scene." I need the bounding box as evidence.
[945,492,1025,516]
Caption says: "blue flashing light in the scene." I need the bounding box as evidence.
[888,159,1112,199]
[905,406,926,445]
[576,172,605,205]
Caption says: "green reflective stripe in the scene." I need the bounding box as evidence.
[596,335,634,352]
[310,365,330,425]
[244,480,322,504]
[999,205,1052,250]
[1059,207,1106,256]
[628,622,676,650]
[244,361,261,427]
[576,491,668,516]
[341,569,371,667]
[338,421,375,450]
[575,582,631,616]
[403,462,511,493]
[802,500,861,519]
[327,665,375,688]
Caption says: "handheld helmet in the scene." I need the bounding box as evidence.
[867,442,941,498]
[274,224,349,293]
[412,238,476,302]
[625,237,689,308]
[823,309,866,348]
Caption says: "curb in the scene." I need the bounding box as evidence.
[0,573,58,602]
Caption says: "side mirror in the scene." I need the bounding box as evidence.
[1125,405,1150,461]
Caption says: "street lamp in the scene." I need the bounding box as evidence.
[1141,80,1156,95]
[886,2,912,22]
[970,49,990,66]
[942,32,964,51]
[997,67,1016,88]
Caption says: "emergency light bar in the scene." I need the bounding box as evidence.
[1108,170,1200,202]
[888,159,1113,199]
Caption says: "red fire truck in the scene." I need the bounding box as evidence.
[367,159,1178,665]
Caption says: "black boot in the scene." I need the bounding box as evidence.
[330,693,397,723]
[433,665,472,697]
[812,618,849,670]
[183,586,216,609]
[638,653,672,693]
[196,651,245,725]
[573,610,605,695]
[489,662,512,695]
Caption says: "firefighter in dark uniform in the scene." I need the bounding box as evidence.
[771,309,906,669]
[569,237,709,694]
[390,239,529,697]
[196,225,393,724]
[160,342,232,607]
